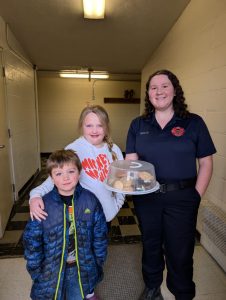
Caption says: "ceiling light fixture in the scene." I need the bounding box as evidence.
[59,70,109,79]
[83,0,105,19]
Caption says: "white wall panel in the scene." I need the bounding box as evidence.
[4,50,39,197]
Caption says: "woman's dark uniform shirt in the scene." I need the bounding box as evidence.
[126,113,216,182]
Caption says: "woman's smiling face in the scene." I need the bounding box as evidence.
[148,74,175,112]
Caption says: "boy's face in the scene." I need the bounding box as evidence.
[51,162,80,196]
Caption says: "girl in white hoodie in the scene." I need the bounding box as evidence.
[30,104,125,223]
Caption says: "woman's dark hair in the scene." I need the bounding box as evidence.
[143,69,190,118]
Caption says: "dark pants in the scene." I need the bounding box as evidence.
[60,265,83,300]
[133,187,201,300]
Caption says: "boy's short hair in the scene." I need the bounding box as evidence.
[46,149,82,175]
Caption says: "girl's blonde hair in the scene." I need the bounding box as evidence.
[78,105,117,161]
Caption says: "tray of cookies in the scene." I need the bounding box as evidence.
[104,160,160,195]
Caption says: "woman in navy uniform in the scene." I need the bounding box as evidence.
[126,70,216,300]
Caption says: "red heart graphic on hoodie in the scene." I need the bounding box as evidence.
[81,154,110,182]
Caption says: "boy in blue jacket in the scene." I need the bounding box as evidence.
[23,149,108,300]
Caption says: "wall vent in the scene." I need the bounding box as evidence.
[199,201,226,271]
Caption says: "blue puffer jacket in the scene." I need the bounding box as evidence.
[23,183,108,300]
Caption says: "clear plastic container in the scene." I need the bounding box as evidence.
[104,160,159,195]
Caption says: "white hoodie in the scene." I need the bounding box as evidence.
[30,137,125,221]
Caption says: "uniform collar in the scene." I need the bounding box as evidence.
[148,111,182,128]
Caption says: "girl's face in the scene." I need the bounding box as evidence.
[148,74,175,112]
[82,112,106,147]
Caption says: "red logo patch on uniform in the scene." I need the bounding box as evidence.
[171,126,185,137]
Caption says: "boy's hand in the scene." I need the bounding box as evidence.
[29,197,48,221]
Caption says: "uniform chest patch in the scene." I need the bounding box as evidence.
[171,126,185,137]
[82,154,110,182]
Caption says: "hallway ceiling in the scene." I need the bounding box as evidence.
[0,0,190,74]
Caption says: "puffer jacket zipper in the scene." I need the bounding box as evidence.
[72,198,84,299]
[54,204,67,300]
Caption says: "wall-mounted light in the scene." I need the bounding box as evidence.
[83,0,105,19]
[59,71,109,79]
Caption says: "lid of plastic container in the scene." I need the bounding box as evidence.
[109,160,155,171]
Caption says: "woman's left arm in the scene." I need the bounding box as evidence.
[196,155,213,197]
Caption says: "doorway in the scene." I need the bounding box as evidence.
[0,49,14,238]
